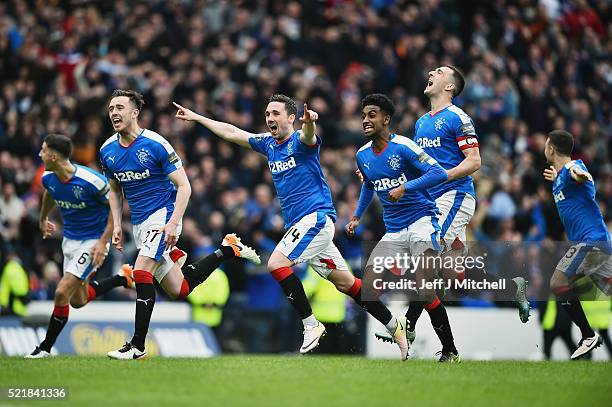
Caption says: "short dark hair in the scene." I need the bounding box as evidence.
[268,94,297,117]
[446,65,465,97]
[361,93,396,118]
[44,134,72,158]
[111,89,145,111]
[548,130,574,156]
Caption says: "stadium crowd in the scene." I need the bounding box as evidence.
[0,0,610,351]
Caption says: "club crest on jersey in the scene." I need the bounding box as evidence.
[72,185,84,200]
[435,118,445,131]
[136,148,150,164]
[388,154,401,170]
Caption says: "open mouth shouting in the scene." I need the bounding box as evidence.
[424,75,435,94]
[112,116,123,128]
[268,122,278,134]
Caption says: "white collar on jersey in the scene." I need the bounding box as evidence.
[563,160,576,170]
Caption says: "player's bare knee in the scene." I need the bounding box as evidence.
[267,258,289,273]
[329,270,355,293]
[54,287,71,304]
[70,299,86,308]
[336,280,353,293]
[416,286,436,303]
[267,256,280,271]
[439,268,455,280]
[167,287,180,300]
[267,261,279,273]
[267,250,293,273]
[134,255,157,272]
[550,270,569,291]
[549,277,559,291]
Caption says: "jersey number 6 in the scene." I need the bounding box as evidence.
[77,252,89,265]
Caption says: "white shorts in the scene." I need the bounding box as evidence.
[62,237,109,281]
[276,212,348,278]
[133,206,183,283]
[383,215,442,256]
[365,216,441,276]
[557,243,612,294]
[436,190,475,248]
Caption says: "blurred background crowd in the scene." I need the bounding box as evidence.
[0,0,610,354]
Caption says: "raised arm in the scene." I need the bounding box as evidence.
[174,102,254,148]
[299,103,318,146]
[569,166,592,183]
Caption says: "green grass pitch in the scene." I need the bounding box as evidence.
[1,356,611,406]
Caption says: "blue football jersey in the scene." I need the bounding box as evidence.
[42,165,110,240]
[99,129,183,225]
[413,105,478,199]
[553,160,610,248]
[248,131,336,229]
[356,134,440,233]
